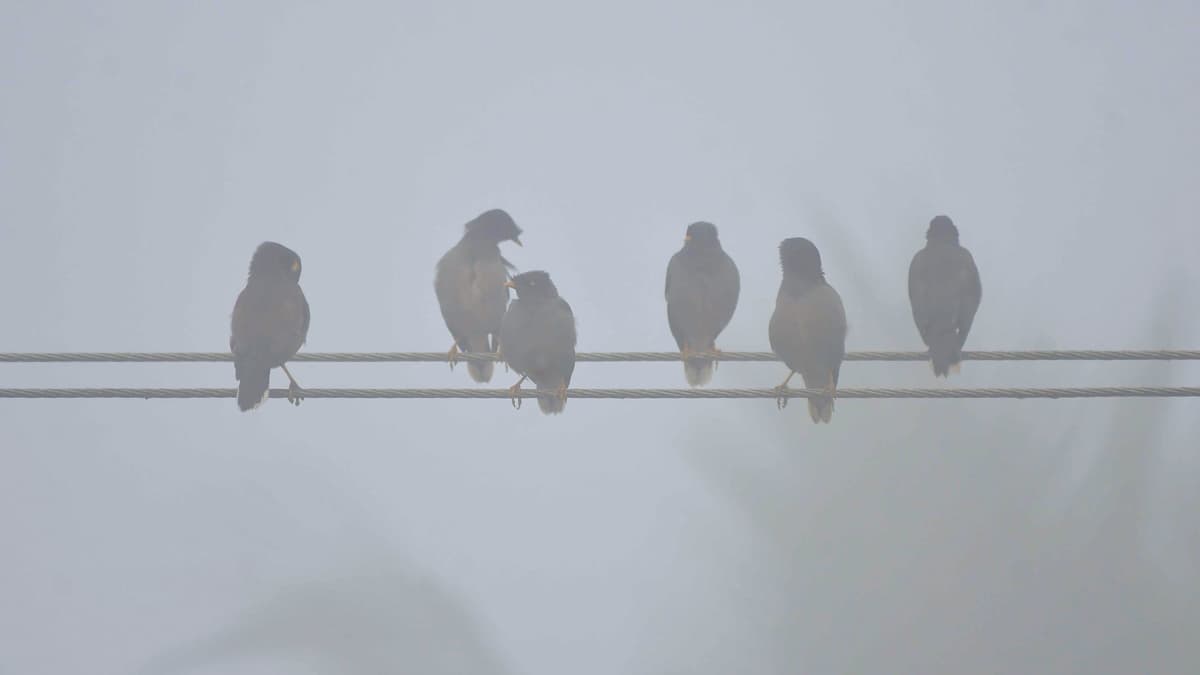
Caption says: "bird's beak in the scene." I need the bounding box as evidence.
[512,236,523,247]
[504,280,516,289]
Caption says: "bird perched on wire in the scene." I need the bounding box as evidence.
[434,209,523,383]
[230,242,310,411]
[499,271,577,415]
[908,215,982,377]
[665,221,740,386]
[768,237,846,422]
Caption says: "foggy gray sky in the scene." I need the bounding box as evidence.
[1,2,1198,674]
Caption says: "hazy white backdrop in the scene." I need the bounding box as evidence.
[1,1,1198,673]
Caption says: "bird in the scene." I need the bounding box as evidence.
[434,209,523,383]
[908,215,982,377]
[665,221,740,386]
[230,242,310,411]
[768,237,847,423]
[499,271,577,415]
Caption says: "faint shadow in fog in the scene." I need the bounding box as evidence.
[140,563,511,675]
[681,270,1198,673]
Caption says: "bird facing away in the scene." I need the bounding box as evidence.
[908,215,982,377]
[499,271,577,415]
[434,209,523,382]
[665,221,741,386]
[768,237,847,423]
[230,242,310,411]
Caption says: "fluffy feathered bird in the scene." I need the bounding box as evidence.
[665,221,740,386]
[768,237,847,423]
[499,271,577,415]
[434,209,523,382]
[908,215,982,377]
[230,242,310,411]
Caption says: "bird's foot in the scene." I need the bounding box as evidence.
[555,383,569,407]
[281,364,304,407]
[287,382,304,406]
[712,345,723,370]
[679,345,694,362]
[774,371,796,410]
[447,343,460,370]
[774,385,790,410]
[508,375,527,409]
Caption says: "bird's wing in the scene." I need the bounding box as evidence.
[434,245,477,345]
[712,253,741,334]
[956,247,982,346]
[664,252,688,348]
[908,249,935,345]
[498,299,531,373]
[471,256,510,335]
[298,287,310,347]
[552,297,578,384]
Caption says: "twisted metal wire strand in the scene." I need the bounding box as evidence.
[2,387,1198,399]
[2,350,1199,363]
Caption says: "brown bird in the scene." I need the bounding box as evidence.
[499,271,577,415]
[665,221,740,386]
[230,242,310,411]
[908,215,982,376]
[434,209,523,382]
[768,237,846,423]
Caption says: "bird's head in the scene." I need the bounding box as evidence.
[504,270,558,299]
[779,237,824,281]
[249,241,302,282]
[683,221,721,248]
[465,209,523,246]
[926,215,959,243]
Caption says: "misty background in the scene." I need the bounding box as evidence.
[1,1,1198,673]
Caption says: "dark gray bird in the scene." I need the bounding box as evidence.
[768,237,847,423]
[230,242,310,411]
[908,215,982,377]
[434,209,523,382]
[665,221,740,386]
[499,271,577,415]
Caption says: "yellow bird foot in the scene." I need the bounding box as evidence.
[508,375,527,410]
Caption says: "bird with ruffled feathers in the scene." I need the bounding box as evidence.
[768,237,847,422]
[230,241,310,411]
[434,209,523,383]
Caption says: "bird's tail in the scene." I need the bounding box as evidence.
[467,361,494,383]
[536,379,568,415]
[462,335,495,383]
[683,343,715,387]
[928,330,963,378]
[235,362,271,411]
[806,374,835,424]
[807,395,834,423]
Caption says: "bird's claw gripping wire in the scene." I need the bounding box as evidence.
[282,364,304,407]
[774,370,796,410]
[508,375,527,409]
